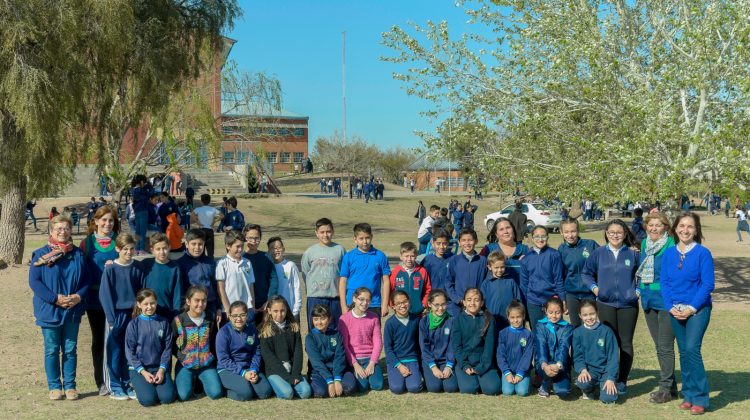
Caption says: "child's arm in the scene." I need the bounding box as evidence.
[380,274,390,317]
[159,322,173,373]
[172,268,184,317]
[260,336,285,378]
[290,263,302,316]
[216,280,230,315]
[496,332,512,378]
[552,252,565,303]
[581,251,599,296]
[421,269,432,311]
[533,326,549,367]
[338,276,348,314]
[445,259,460,304]
[332,331,347,382]
[418,318,436,368]
[572,330,586,374]
[475,317,496,375]
[216,328,243,376]
[370,316,383,365]
[383,319,399,370]
[306,334,334,382]
[98,267,115,326]
[555,325,574,371]
[520,258,530,302]
[450,320,468,371]
[338,317,357,366]
[124,321,143,373]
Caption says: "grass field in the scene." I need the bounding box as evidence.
[3,194,749,418]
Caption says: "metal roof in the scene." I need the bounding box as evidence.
[221,97,308,120]
[408,153,461,171]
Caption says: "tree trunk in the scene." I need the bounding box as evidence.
[0,176,27,265]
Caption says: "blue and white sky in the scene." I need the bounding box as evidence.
[226,0,477,150]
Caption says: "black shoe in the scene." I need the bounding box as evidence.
[650,389,673,404]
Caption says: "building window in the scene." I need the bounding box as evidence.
[267,152,277,163]
[222,125,236,135]
[223,152,234,164]
[266,127,277,136]
[278,128,288,136]
[280,152,291,163]
[293,128,304,136]
[237,151,249,164]
[293,152,304,163]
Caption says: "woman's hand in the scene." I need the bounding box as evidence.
[66,294,81,307]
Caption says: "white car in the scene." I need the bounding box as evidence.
[483,202,563,233]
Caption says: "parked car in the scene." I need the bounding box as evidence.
[483,202,563,233]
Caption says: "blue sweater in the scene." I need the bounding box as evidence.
[29,246,88,327]
[558,238,599,298]
[480,276,522,329]
[125,314,173,372]
[534,318,573,371]
[306,327,347,381]
[572,323,619,381]
[339,246,391,307]
[243,251,279,309]
[216,320,262,376]
[451,311,496,375]
[496,326,534,378]
[660,244,714,311]
[99,261,144,325]
[142,259,183,319]
[581,246,640,309]
[384,314,421,368]
[638,237,674,311]
[177,253,217,306]
[80,233,118,311]
[419,315,455,369]
[481,243,528,289]
[131,184,153,212]
[224,209,245,231]
[520,247,565,306]
[446,252,488,305]
[421,252,452,292]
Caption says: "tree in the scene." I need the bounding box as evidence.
[0,0,239,265]
[382,0,750,202]
[311,132,380,179]
[376,147,417,184]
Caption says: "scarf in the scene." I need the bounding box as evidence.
[539,316,569,348]
[34,236,74,267]
[635,233,670,284]
[428,311,449,330]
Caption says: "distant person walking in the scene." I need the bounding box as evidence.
[507,202,527,244]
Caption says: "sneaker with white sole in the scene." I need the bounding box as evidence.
[127,389,137,400]
[109,391,129,401]
[98,384,109,396]
[538,387,550,398]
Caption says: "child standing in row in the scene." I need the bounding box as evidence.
[267,237,302,322]
[301,218,346,330]
[389,241,431,316]
[242,224,278,324]
[384,291,423,394]
[142,234,183,320]
[177,229,220,324]
[339,287,384,392]
[216,230,255,315]
[558,218,598,326]
[99,233,143,400]
[446,228,488,316]
[339,223,391,318]
[125,289,176,407]
[535,296,573,399]
[419,229,453,292]
[573,300,620,403]
[306,304,357,398]
[481,251,522,330]
[521,226,565,330]
[496,301,534,396]
[419,290,458,393]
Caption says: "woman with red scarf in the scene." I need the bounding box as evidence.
[29,215,88,400]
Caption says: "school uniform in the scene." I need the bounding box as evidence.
[306,327,357,397]
[480,242,528,293]
[339,246,391,312]
[534,317,573,397]
[496,326,534,396]
[243,251,279,322]
[142,259,183,320]
[573,322,620,403]
[420,251,453,291]
[384,315,424,394]
[99,260,144,396]
[216,255,256,309]
[481,276,522,331]
[417,216,436,254]
[216,321,273,401]
[223,209,245,231]
[260,323,311,399]
[446,252,488,316]
[338,310,384,391]
[558,238,598,326]
[274,259,302,318]
[177,253,218,313]
[172,311,223,401]
[125,314,176,406]
[389,265,432,315]
[301,243,346,330]
[521,246,565,330]
[451,311,501,395]
[419,314,458,393]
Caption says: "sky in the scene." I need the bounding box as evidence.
[226,0,478,151]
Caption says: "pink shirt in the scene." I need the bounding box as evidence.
[338,310,382,365]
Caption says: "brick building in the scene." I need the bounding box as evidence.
[407,155,467,192]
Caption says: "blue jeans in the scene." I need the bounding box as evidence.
[422,362,459,393]
[266,375,312,400]
[455,368,502,395]
[536,365,571,397]
[134,211,148,252]
[501,373,530,396]
[174,365,223,401]
[386,361,423,394]
[129,368,176,407]
[309,371,357,398]
[671,306,711,408]
[218,370,273,401]
[353,357,384,391]
[105,310,130,394]
[41,322,80,391]
[575,371,618,403]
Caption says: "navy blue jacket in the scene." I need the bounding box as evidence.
[142,258,183,319]
[463,211,475,230]
[480,276,522,330]
[177,253,217,307]
[558,238,599,299]
[384,314,421,368]
[446,252,488,306]
[216,320,262,376]
[419,315,455,369]
[99,261,144,325]
[224,209,245,231]
[496,326,534,378]
[582,246,640,309]
[520,247,565,306]
[534,318,573,371]
[421,252,453,292]
[80,233,118,311]
[29,246,88,327]
[125,314,173,372]
[131,184,153,212]
[243,251,279,309]
[451,311,496,375]
[306,327,347,381]
[572,323,619,381]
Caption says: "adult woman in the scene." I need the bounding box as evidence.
[79,205,120,396]
[29,215,88,400]
[480,218,529,293]
[581,219,639,392]
[636,212,677,403]
[661,212,714,415]
[130,174,153,253]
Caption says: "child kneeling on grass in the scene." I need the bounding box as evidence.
[534,296,573,399]
[306,304,357,398]
[573,300,620,403]
[496,301,534,396]
[384,291,423,394]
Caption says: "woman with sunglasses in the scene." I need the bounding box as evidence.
[660,212,714,415]
[581,219,639,395]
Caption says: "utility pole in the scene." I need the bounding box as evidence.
[342,31,347,141]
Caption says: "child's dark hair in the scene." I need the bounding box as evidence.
[348,286,372,310]
[310,304,331,320]
[399,241,417,254]
[578,299,598,314]
[487,251,506,265]
[224,229,244,247]
[440,207,449,217]
[149,232,169,248]
[634,208,644,217]
[543,296,565,312]
[427,289,448,305]
[315,218,333,230]
[463,288,492,338]
[531,225,549,236]
[266,236,283,248]
[487,217,516,243]
[559,217,579,231]
[391,290,410,305]
[603,219,637,247]
[226,197,238,208]
[259,295,299,338]
[132,288,157,318]
[506,300,526,318]
[200,194,211,205]
[353,222,372,236]
[242,223,262,237]
[115,233,136,249]
[229,300,249,315]
[185,228,206,243]
[458,227,478,242]
[429,204,440,212]
[431,227,451,241]
[183,285,209,312]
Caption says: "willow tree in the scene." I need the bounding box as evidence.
[0,0,239,265]
[382,0,750,202]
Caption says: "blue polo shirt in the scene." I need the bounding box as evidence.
[340,246,391,307]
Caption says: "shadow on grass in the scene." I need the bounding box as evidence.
[713,257,750,303]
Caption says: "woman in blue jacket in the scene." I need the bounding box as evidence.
[29,215,88,401]
[660,213,714,415]
[636,212,677,404]
[581,219,639,393]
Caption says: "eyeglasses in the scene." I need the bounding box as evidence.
[229,313,248,320]
[245,237,261,242]
[606,231,624,237]
[532,235,548,240]
[678,253,685,270]
[53,227,71,232]
[393,301,409,307]
[430,303,447,309]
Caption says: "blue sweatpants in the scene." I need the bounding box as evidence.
[386,361,423,394]
[455,368,501,395]
[104,310,131,394]
[422,361,459,393]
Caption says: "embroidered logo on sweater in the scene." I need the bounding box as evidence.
[582,249,590,258]
[520,338,527,347]
[444,328,450,336]
[247,336,255,346]
[625,259,631,267]
[158,329,164,338]
[597,338,604,347]
[330,337,337,347]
